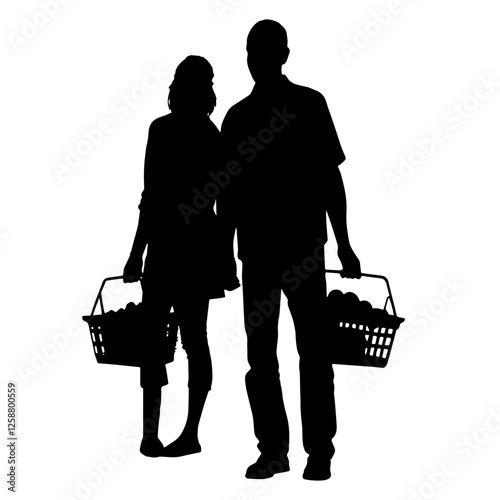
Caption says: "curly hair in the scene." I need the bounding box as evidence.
[168,55,216,116]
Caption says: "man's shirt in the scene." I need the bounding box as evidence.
[219,75,345,264]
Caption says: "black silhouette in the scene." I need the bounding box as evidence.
[325,271,404,367]
[83,276,178,367]
[218,20,361,480]
[123,56,239,458]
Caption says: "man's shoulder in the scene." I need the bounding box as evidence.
[221,94,256,133]
[224,94,254,121]
[222,79,329,129]
[226,80,327,106]
[287,79,327,105]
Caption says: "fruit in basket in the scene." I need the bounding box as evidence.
[327,289,344,304]
[342,292,359,316]
[326,289,397,329]
[371,307,387,326]
[358,300,372,318]
[342,292,359,304]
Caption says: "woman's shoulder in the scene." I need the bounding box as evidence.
[149,113,174,131]
[148,113,220,140]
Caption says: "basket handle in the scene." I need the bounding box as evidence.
[89,275,140,317]
[325,270,399,317]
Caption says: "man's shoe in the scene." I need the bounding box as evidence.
[303,456,331,481]
[245,454,290,479]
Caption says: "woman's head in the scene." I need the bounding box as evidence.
[168,56,216,116]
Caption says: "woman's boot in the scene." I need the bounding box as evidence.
[140,386,164,457]
[162,387,208,457]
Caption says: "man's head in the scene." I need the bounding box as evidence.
[247,20,290,83]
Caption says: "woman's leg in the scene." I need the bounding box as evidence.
[162,296,211,457]
[139,275,171,457]
[140,385,164,457]
[140,355,168,456]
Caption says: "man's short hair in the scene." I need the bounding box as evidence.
[247,20,288,51]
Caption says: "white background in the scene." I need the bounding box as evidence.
[2,0,500,499]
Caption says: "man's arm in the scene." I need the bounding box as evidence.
[326,165,361,279]
[316,93,361,278]
[216,111,240,290]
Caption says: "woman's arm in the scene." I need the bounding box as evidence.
[123,121,157,282]
[123,203,148,282]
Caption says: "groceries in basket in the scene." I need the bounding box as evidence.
[83,276,178,368]
[325,272,405,367]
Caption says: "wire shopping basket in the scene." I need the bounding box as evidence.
[325,270,404,368]
[82,276,178,367]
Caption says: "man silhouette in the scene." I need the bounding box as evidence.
[219,20,361,480]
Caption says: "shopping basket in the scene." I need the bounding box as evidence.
[82,276,178,367]
[325,270,404,368]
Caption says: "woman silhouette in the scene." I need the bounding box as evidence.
[123,56,239,458]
